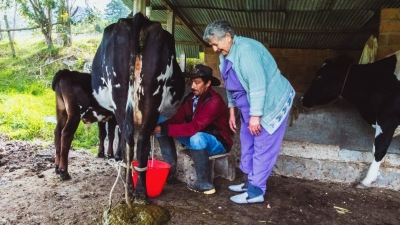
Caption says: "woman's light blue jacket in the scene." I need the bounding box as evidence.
[219,35,295,134]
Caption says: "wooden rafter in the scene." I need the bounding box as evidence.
[193,25,377,34]
[160,0,207,46]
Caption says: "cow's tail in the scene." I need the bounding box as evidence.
[123,104,135,151]
[51,69,69,91]
[120,13,150,158]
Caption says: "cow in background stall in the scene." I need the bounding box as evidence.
[301,51,400,188]
[91,13,185,198]
[52,69,121,180]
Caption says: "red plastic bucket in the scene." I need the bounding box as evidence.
[132,159,171,198]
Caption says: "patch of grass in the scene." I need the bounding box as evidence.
[0,90,100,148]
[0,90,55,140]
[0,36,102,150]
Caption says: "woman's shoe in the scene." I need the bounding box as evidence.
[228,183,248,192]
[230,192,264,204]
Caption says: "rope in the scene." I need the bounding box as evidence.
[106,135,156,211]
[107,158,127,212]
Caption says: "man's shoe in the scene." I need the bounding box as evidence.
[230,192,264,204]
[187,148,216,195]
[228,183,248,192]
[187,181,216,195]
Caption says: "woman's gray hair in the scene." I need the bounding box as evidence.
[203,20,235,42]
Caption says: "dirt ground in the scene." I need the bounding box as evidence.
[1,133,400,225]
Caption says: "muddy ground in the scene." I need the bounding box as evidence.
[1,133,400,225]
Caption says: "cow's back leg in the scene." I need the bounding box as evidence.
[134,111,161,199]
[358,119,398,188]
[106,117,117,158]
[58,88,89,180]
[115,129,124,161]
[54,97,67,174]
[97,122,106,158]
[58,114,81,180]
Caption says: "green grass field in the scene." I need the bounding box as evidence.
[0,36,102,151]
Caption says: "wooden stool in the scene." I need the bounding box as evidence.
[179,149,236,182]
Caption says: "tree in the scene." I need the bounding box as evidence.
[104,0,130,22]
[17,0,56,48]
[56,0,78,46]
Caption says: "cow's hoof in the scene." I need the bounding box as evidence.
[55,165,60,174]
[133,196,149,204]
[133,185,146,198]
[58,169,71,180]
[97,152,105,158]
[114,155,123,161]
[133,191,147,203]
[356,183,370,189]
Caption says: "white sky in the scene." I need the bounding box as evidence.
[74,0,111,12]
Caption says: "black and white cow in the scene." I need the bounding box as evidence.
[302,51,400,188]
[52,69,121,180]
[91,13,185,198]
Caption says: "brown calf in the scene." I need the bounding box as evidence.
[52,69,120,180]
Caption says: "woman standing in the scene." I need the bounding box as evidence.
[203,20,295,204]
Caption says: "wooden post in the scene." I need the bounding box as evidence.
[4,15,16,57]
[166,10,175,36]
[180,51,186,72]
[133,0,147,14]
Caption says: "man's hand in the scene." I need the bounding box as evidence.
[153,125,161,135]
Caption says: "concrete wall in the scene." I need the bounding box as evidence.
[378,8,400,59]
[203,47,361,93]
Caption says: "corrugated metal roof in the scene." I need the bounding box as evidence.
[121,0,400,58]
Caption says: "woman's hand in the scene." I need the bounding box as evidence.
[248,116,261,136]
[229,107,237,133]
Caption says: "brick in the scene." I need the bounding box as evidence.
[318,50,335,59]
[307,57,325,67]
[378,34,388,46]
[275,57,289,68]
[299,49,318,58]
[380,21,400,33]
[289,56,305,65]
[268,48,284,57]
[378,46,400,59]
[286,65,301,74]
[388,34,400,46]
[380,8,400,21]
[284,49,301,56]
[297,65,308,74]
[291,82,306,93]
[279,66,288,76]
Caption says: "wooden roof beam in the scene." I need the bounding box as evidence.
[194,24,377,34]
[160,0,207,46]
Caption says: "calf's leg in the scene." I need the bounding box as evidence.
[97,122,106,158]
[106,118,118,158]
[54,112,67,174]
[58,115,80,180]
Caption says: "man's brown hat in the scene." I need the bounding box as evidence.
[183,64,221,86]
